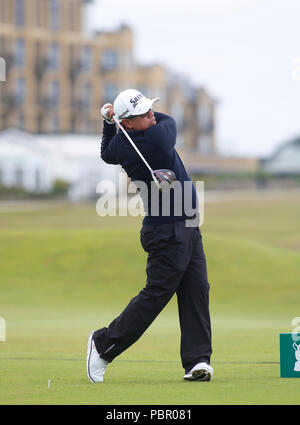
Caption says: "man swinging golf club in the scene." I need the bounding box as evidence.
[87,89,213,383]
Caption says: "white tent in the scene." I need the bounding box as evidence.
[0,128,120,200]
[262,138,300,175]
[36,133,120,200]
[0,129,52,192]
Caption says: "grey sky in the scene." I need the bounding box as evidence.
[86,0,300,158]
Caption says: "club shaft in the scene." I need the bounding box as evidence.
[114,117,159,185]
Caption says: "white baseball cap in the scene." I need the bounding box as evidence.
[113,89,160,120]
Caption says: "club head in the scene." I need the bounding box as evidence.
[153,169,176,189]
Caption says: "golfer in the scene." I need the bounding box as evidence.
[87,89,213,382]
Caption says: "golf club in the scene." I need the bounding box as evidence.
[113,115,176,189]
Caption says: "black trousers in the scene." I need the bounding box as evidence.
[93,220,212,373]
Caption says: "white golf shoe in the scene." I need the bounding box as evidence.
[183,362,213,382]
[87,330,108,383]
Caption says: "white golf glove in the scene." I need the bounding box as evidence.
[101,103,115,125]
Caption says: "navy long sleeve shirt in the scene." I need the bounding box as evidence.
[100,112,198,225]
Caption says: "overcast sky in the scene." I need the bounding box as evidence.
[86,0,300,158]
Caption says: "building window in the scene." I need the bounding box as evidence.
[82,118,90,134]
[69,0,75,31]
[101,49,118,71]
[81,46,92,72]
[68,0,80,31]
[18,113,25,130]
[49,80,59,107]
[0,1,5,24]
[15,39,25,68]
[49,0,59,30]
[197,135,212,154]
[103,83,118,103]
[16,77,26,105]
[35,0,41,26]
[52,115,60,132]
[198,105,212,133]
[123,50,133,69]
[15,0,24,27]
[48,43,60,70]
[70,116,76,132]
[176,134,184,149]
[170,104,184,131]
[37,115,43,133]
[83,83,92,107]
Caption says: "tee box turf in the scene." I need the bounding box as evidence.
[280,333,300,378]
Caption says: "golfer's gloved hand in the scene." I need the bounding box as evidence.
[101,103,115,125]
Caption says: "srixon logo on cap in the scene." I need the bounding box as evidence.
[130,93,143,108]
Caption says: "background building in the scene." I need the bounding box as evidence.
[261,136,300,175]
[0,0,216,155]
[0,128,120,200]
[0,0,262,200]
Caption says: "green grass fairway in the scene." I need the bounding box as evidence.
[1,194,300,405]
